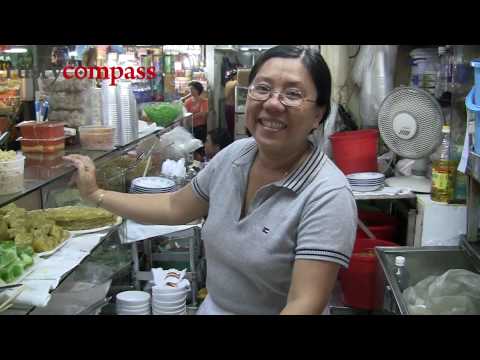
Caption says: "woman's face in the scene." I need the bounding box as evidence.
[190,87,200,98]
[245,57,324,154]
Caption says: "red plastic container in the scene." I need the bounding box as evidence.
[24,151,65,167]
[339,236,397,310]
[329,129,378,175]
[19,137,66,153]
[357,210,399,242]
[17,121,64,139]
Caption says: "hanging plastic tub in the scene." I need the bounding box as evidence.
[329,129,379,175]
[466,89,480,152]
[466,59,480,152]
[338,236,397,310]
[357,210,399,242]
[472,59,480,103]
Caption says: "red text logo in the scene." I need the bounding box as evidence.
[62,66,158,86]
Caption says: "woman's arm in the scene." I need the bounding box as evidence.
[63,154,208,225]
[280,259,340,315]
[90,185,208,225]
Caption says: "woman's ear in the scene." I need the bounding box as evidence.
[312,107,325,131]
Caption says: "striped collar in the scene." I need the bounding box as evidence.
[232,139,326,194]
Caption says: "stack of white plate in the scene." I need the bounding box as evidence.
[151,286,188,315]
[347,172,385,192]
[116,291,151,315]
[130,176,176,194]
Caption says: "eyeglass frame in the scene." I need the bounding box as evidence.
[247,83,317,108]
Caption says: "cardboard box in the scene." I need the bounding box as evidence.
[237,68,251,87]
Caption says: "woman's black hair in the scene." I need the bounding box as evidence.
[189,81,204,95]
[248,45,331,123]
[208,128,233,150]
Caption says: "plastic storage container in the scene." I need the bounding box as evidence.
[0,155,25,195]
[357,210,399,242]
[79,126,114,150]
[19,137,66,153]
[329,129,379,175]
[338,235,397,310]
[17,121,64,139]
[24,151,65,168]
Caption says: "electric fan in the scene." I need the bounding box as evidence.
[377,86,444,193]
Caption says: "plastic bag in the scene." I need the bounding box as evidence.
[403,269,480,315]
[352,45,398,128]
[311,101,339,158]
[157,126,203,160]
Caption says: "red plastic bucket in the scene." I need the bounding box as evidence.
[329,129,379,175]
[357,210,399,242]
[339,236,397,310]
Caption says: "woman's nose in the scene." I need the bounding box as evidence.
[263,92,286,112]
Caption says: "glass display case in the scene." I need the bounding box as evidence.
[0,118,203,315]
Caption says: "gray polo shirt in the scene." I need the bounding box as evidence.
[191,137,357,314]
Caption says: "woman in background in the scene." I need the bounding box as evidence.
[184,81,209,142]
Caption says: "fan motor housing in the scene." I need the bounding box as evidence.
[378,86,443,159]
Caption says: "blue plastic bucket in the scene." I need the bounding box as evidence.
[466,88,480,151]
[472,59,480,105]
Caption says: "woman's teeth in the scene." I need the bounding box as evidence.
[260,119,286,130]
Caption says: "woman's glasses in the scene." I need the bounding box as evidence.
[247,83,316,108]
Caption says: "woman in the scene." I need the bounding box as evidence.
[183,81,209,142]
[64,45,357,315]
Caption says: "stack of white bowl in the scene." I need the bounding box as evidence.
[116,291,151,315]
[151,286,188,315]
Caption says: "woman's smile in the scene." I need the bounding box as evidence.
[258,118,288,132]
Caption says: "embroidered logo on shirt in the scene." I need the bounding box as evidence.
[262,227,270,234]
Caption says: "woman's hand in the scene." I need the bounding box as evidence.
[63,154,100,201]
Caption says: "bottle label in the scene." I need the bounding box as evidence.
[432,171,449,190]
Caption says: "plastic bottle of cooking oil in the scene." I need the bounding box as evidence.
[431,125,456,203]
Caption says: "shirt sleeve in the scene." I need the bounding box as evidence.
[190,144,227,202]
[295,186,357,268]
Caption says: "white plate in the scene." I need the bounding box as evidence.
[152,304,185,312]
[131,177,175,190]
[351,184,384,192]
[347,178,385,183]
[348,181,384,186]
[117,311,151,315]
[37,233,72,258]
[131,190,175,194]
[132,185,176,190]
[131,187,175,191]
[69,216,123,237]
[116,291,151,305]
[152,310,186,315]
[347,172,385,181]
[117,304,151,311]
